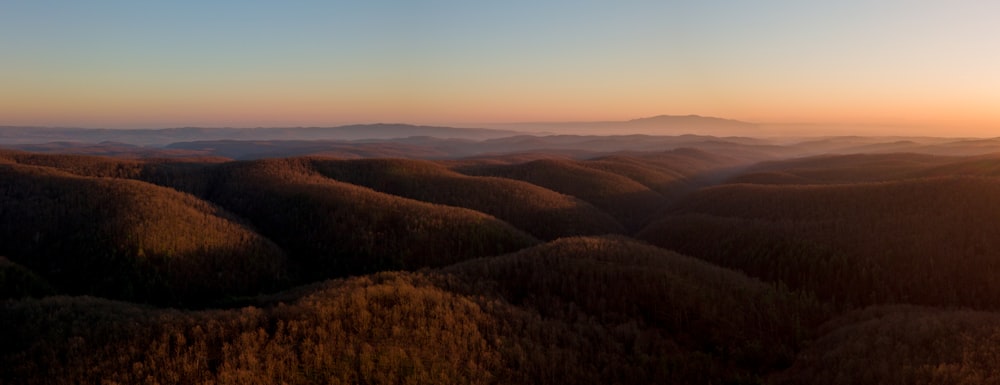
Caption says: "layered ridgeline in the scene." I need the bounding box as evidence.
[0,148,748,302]
[0,152,539,304]
[8,146,1000,384]
[772,305,1000,385]
[308,158,624,239]
[450,148,746,231]
[639,172,1000,310]
[0,161,288,305]
[199,158,538,281]
[726,153,961,184]
[725,152,1000,185]
[453,158,667,231]
[0,237,827,385]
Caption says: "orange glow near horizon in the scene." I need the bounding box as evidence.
[2,70,999,137]
[3,2,1000,137]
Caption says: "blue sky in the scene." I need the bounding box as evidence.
[2,1,998,134]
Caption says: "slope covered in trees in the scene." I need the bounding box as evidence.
[443,236,829,380]
[0,257,54,300]
[727,153,959,185]
[638,176,1000,309]
[0,237,828,385]
[581,148,745,197]
[0,162,287,306]
[200,158,539,282]
[772,305,1000,385]
[0,153,539,304]
[309,158,624,239]
[6,144,1000,383]
[453,158,667,230]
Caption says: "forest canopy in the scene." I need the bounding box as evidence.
[4,147,1000,384]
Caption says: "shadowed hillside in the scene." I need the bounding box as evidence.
[772,305,1000,385]
[583,148,748,197]
[639,176,1000,309]
[453,158,666,230]
[7,145,1000,383]
[0,150,226,197]
[0,150,147,178]
[443,236,829,381]
[309,158,625,239]
[0,163,288,305]
[0,152,540,289]
[165,139,455,160]
[0,257,55,299]
[0,237,828,385]
[202,158,539,282]
[0,275,504,385]
[727,153,959,184]
[909,153,1000,178]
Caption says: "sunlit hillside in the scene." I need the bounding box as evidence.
[5,138,1000,384]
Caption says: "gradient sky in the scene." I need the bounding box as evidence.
[2,1,998,135]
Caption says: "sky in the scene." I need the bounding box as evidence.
[1,1,998,136]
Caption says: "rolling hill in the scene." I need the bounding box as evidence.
[726,153,960,184]
[6,143,1000,383]
[308,158,625,239]
[0,124,528,146]
[0,162,288,305]
[453,158,666,230]
[0,152,541,303]
[0,236,828,385]
[638,176,1000,309]
[772,305,1000,385]
[200,158,539,281]
[485,114,760,136]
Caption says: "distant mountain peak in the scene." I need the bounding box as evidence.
[626,114,755,127]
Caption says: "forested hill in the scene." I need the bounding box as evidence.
[6,148,1000,384]
[0,124,527,145]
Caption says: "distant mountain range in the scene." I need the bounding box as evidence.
[0,123,526,146]
[0,115,759,146]
[485,114,759,136]
[3,115,996,160]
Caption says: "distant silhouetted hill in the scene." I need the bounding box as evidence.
[161,134,787,160]
[0,124,527,146]
[727,153,959,184]
[164,139,459,160]
[487,114,760,136]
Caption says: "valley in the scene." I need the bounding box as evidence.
[3,130,1000,384]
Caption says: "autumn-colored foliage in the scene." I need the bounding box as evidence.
[639,176,1000,309]
[309,158,624,239]
[6,147,1000,384]
[203,158,539,281]
[0,237,827,385]
[772,305,1000,385]
[0,162,287,305]
[453,158,666,230]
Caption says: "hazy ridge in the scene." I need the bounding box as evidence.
[5,119,1000,384]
